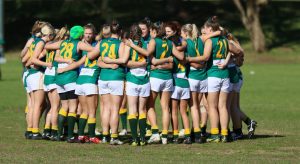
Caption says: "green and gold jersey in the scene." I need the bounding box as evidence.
[227,58,239,84]
[76,41,100,84]
[28,37,46,74]
[150,38,173,80]
[142,35,151,72]
[99,38,125,81]
[142,35,151,46]
[173,56,189,88]
[44,50,58,85]
[46,50,58,67]
[126,41,149,85]
[186,38,207,81]
[207,36,229,78]
[56,39,81,85]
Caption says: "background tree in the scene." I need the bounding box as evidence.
[233,0,268,52]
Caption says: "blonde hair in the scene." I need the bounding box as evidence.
[101,24,111,39]
[54,26,68,41]
[181,24,198,40]
[31,21,47,37]
[41,23,54,36]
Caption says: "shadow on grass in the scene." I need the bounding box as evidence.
[249,134,285,139]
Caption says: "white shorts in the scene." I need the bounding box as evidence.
[25,87,30,93]
[57,82,76,94]
[44,84,57,92]
[22,71,30,93]
[230,79,243,93]
[150,77,173,92]
[75,84,98,96]
[126,82,150,97]
[207,77,230,93]
[171,86,190,100]
[26,72,44,92]
[98,80,124,96]
[188,78,207,93]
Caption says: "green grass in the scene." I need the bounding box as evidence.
[0,51,300,163]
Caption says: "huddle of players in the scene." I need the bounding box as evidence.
[21,16,257,146]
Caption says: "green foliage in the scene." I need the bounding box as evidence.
[4,0,300,51]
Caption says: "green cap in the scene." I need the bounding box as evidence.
[70,25,84,39]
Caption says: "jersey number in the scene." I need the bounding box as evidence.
[216,40,228,59]
[29,44,35,58]
[101,43,116,59]
[132,50,145,62]
[47,51,55,63]
[178,63,185,72]
[60,42,74,59]
[84,57,96,68]
[160,43,168,59]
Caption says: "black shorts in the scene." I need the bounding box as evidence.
[59,90,78,100]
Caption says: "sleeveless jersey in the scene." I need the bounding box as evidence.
[126,41,149,85]
[173,55,189,88]
[56,39,81,85]
[76,41,100,84]
[44,50,58,85]
[186,38,207,81]
[207,36,229,78]
[99,38,125,81]
[142,35,151,73]
[28,37,46,74]
[150,38,173,80]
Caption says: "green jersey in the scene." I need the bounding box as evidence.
[237,67,243,80]
[150,38,173,80]
[99,38,125,81]
[56,39,81,85]
[126,41,149,85]
[207,36,229,78]
[142,35,152,72]
[44,50,58,85]
[227,58,239,84]
[186,38,207,81]
[28,37,46,74]
[76,41,100,84]
[173,56,189,88]
[142,35,151,46]
[23,36,34,87]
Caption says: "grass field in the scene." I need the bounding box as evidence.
[0,51,300,163]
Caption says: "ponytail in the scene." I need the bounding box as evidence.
[182,23,198,41]
[191,24,199,41]
[204,15,220,32]
[54,26,68,41]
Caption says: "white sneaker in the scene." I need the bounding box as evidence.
[147,134,161,144]
[162,137,168,145]
[118,129,127,136]
[102,136,108,144]
[95,129,101,136]
[110,138,124,145]
[179,129,185,138]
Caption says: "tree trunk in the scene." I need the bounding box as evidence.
[233,0,267,52]
[250,11,266,52]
